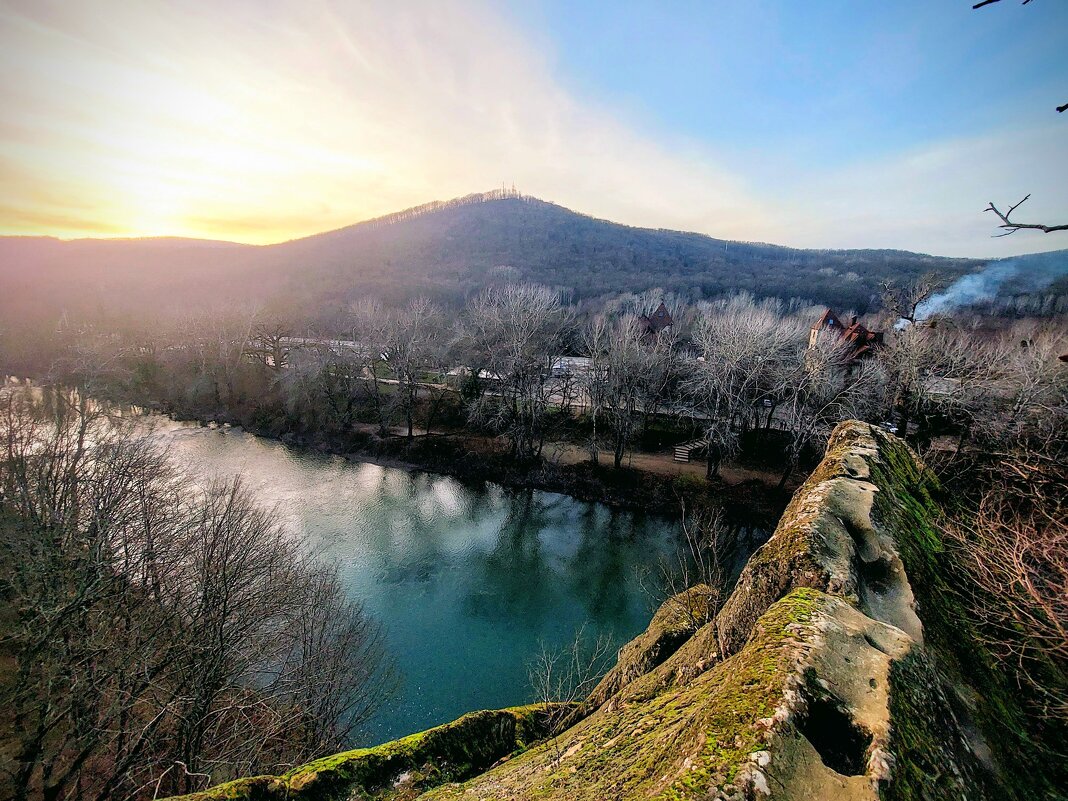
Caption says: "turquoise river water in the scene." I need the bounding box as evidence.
[144,418,765,745]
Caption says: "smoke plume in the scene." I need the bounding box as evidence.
[912,252,1068,322]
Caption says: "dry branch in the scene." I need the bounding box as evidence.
[985,195,1068,236]
[972,0,1034,9]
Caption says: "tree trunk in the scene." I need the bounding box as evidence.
[777,459,794,490]
[706,448,721,479]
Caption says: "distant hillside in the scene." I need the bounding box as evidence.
[2,190,1062,327]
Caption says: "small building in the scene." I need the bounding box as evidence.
[638,302,674,338]
[550,356,593,377]
[445,366,502,386]
[809,309,883,361]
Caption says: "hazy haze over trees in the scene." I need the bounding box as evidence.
[7,192,1054,340]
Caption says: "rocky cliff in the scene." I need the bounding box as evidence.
[170,422,1058,801]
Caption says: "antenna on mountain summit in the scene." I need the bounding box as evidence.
[495,182,520,200]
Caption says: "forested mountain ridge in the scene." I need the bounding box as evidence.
[2,190,1059,327]
[263,192,988,310]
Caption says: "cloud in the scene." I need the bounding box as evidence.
[765,124,1068,257]
[0,0,1064,257]
[0,0,770,243]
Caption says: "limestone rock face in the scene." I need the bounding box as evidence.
[167,422,1051,801]
[417,423,1009,800]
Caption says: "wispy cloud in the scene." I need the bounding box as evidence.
[765,124,1068,256]
[0,0,1064,257]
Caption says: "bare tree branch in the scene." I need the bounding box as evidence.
[985,195,1068,236]
[972,0,1033,9]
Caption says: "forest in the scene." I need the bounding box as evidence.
[9,192,1067,341]
[3,263,1067,801]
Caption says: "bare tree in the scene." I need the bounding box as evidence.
[687,295,803,477]
[776,336,886,487]
[246,321,292,372]
[527,625,614,765]
[583,314,653,468]
[349,299,392,434]
[463,284,570,461]
[658,503,735,630]
[0,391,391,800]
[879,276,941,326]
[380,298,442,439]
[281,341,366,434]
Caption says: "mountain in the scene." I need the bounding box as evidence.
[1,190,1061,328]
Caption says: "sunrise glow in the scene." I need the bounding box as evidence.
[1,1,1066,254]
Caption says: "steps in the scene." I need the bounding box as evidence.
[673,440,705,463]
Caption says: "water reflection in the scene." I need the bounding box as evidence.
[139,417,767,745]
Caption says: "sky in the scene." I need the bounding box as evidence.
[0,0,1066,256]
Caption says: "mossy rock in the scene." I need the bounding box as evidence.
[164,705,564,801]
[421,587,826,800]
[715,420,880,654]
[585,583,716,711]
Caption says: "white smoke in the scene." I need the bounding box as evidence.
[914,261,1021,320]
[900,253,1068,327]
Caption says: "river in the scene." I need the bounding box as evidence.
[139,416,766,745]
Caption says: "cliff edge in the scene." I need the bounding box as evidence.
[170,422,1058,801]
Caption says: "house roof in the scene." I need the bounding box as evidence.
[639,302,674,334]
[812,309,883,360]
[811,308,845,332]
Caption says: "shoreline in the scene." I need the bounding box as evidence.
[4,380,796,526]
[161,410,793,528]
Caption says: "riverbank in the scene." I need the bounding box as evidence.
[166,410,794,527]
[3,380,795,525]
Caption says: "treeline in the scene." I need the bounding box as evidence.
[0,390,392,800]
[354,187,529,231]
[26,283,1067,493]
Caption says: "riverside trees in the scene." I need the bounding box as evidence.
[26,282,1068,492]
[461,284,571,461]
[582,313,679,468]
[686,296,802,477]
[0,391,392,801]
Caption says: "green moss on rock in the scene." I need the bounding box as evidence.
[422,588,824,801]
[866,429,1064,800]
[658,588,823,800]
[714,421,878,655]
[585,584,715,710]
[164,705,562,801]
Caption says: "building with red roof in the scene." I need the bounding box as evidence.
[809,309,883,363]
[638,302,674,338]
